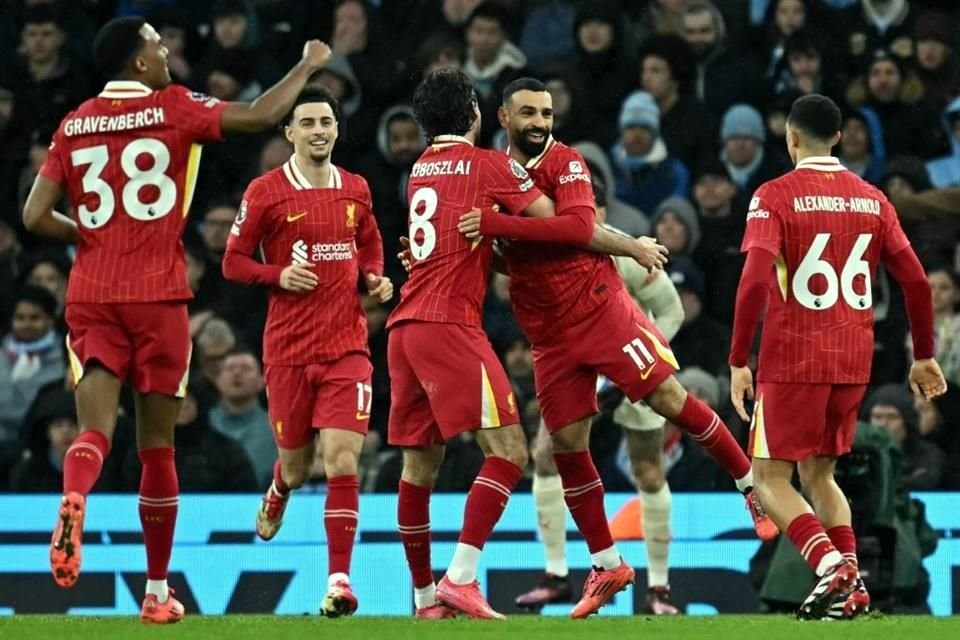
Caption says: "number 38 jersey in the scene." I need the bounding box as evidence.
[742,156,910,384]
[387,136,542,329]
[39,81,228,303]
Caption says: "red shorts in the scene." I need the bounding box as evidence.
[263,354,373,450]
[387,322,518,447]
[65,302,190,397]
[749,382,868,461]
[534,289,678,432]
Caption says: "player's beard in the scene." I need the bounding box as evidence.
[513,126,550,158]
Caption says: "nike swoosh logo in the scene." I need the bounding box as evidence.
[286,212,308,222]
[355,412,370,420]
[640,365,656,381]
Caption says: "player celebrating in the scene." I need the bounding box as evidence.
[222,87,391,617]
[22,16,331,624]
[458,78,776,618]
[729,94,946,620]
[389,68,665,621]
[515,173,686,615]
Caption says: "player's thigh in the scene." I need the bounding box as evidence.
[387,325,442,448]
[750,382,832,462]
[586,295,678,404]
[319,428,364,477]
[404,323,519,441]
[401,443,446,488]
[310,354,374,435]
[122,302,192,399]
[264,365,316,451]
[532,340,597,434]
[819,384,869,458]
[277,439,316,488]
[65,303,130,433]
[134,392,181,449]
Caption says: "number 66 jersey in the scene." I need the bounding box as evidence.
[39,81,228,304]
[741,155,910,384]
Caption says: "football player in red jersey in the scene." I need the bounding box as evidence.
[458,78,776,617]
[223,86,392,617]
[389,68,666,621]
[22,16,332,623]
[729,94,947,620]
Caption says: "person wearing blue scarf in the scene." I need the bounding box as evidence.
[609,91,690,215]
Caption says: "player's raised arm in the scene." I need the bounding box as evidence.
[219,41,332,133]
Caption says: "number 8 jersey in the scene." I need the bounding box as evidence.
[741,156,911,384]
[39,81,228,303]
[387,135,542,329]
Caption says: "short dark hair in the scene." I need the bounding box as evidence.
[93,17,147,78]
[466,2,511,31]
[502,77,546,105]
[413,68,478,140]
[787,94,841,142]
[15,285,57,319]
[286,86,341,125]
[23,5,61,28]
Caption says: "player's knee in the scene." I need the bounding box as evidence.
[550,419,590,454]
[644,377,687,421]
[532,437,556,474]
[797,465,831,495]
[324,446,359,478]
[633,460,665,493]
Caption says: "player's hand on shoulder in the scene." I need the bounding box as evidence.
[909,358,948,400]
[631,236,668,271]
[457,207,483,239]
[398,236,413,274]
[279,263,319,293]
[365,273,393,303]
[302,40,333,71]
[729,365,755,423]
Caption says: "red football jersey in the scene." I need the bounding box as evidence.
[38,81,227,303]
[501,137,624,344]
[388,136,542,328]
[742,156,910,383]
[227,158,384,365]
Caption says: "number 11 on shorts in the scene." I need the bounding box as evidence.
[622,338,655,371]
[356,382,373,419]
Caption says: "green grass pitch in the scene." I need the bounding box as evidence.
[2,615,959,640]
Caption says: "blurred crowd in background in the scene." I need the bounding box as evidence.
[2,0,960,495]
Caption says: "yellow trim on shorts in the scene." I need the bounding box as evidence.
[65,335,84,387]
[480,363,501,429]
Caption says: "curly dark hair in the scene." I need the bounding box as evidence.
[413,68,478,141]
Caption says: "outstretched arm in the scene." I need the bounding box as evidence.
[220,41,332,133]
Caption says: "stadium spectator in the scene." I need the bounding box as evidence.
[0,286,64,477]
[905,268,960,388]
[652,195,700,262]
[9,395,78,493]
[666,257,730,376]
[837,108,887,185]
[864,384,945,491]
[610,91,690,214]
[574,141,650,236]
[690,159,747,324]
[847,50,947,159]
[197,0,281,90]
[257,134,293,175]
[357,105,425,287]
[925,97,960,188]
[833,0,918,77]
[540,70,586,145]
[720,103,791,197]
[755,0,810,80]
[22,251,69,318]
[193,317,237,407]
[518,0,576,73]
[639,35,719,171]
[147,7,196,85]
[567,1,638,149]
[682,0,761,117]
[915,387,960,489]
[911,11,960,111]
[769,29,840,100]
[209,350,274,487]
[629,0,691,44]
[461,2,527,147]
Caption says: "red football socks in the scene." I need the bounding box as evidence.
[788,513,844,576]
[273,459,290,494]
[459,456,523,549]
[675,394,751,480]
[63,429,110,495]
[398,480,434,589]
[325,475,359,576]
[827,524,859,568]
[554,451,615,554]
[138,447,179,580]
